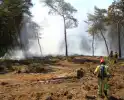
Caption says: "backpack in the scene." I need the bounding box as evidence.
[98,65,107,79]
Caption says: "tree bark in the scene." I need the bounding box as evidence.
[100,30,109,56]
[92,32,95,56]
[63,16,68,57]
[117,22,121,58]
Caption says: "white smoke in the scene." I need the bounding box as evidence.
[4,0,113,59]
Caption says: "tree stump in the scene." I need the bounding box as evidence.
[77,68,84,79]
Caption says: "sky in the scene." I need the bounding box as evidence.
[21,0,113,57]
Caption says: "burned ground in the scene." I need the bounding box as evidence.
[0,56,123,100]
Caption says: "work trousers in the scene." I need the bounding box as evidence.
[98,78,108,96]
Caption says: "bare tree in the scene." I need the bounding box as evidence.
[29,21,43,56]
[42,0,78,58]
[36,31,42,57]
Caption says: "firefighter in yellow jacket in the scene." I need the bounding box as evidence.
[94,58,109,98]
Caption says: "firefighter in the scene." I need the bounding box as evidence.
[109,50,114,64]
[109,51,113,58]
[94,58,109,98]
[114,52,118,63]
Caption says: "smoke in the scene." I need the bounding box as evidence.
[59,34,87,55]
[120,27,124,57]
[4,0,115,59]
[80,35,91,55]
[107,24,124,57]
[4,15,42,60]
[107,25,118,52]
[7,17,109,59]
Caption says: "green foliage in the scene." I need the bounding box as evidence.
[86,6,109,55]
[87,6,107,33]
[86,1,124,57]
[11,64,46,73]
[67,56,74,62]
[42,0,78,28]
[12,65,27,72]
[87,25,96,35]
[28,65,45,73]
[103,56,115,67]
[108,0,124,23]
[0,0,32,57]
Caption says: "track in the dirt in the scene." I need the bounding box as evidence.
[38,76,77,84]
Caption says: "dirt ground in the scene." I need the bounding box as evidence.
[0,57,124,100]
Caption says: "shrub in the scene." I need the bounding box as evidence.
[28,65,45,73]
[12,65,28,73]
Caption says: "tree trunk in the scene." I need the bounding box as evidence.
[63,17,68,57]
[92,32,95,56]
[100,30,109,56]
[13,18,25,54]
[117,22,121,58]
[36,32,42,57]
